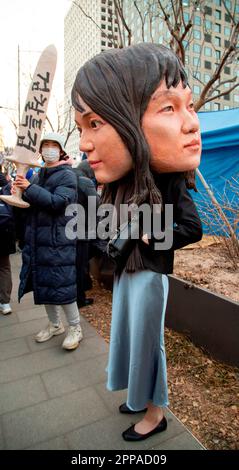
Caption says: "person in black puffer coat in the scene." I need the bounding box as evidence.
[0,173,16,315]
[74,160,100,307]
[0,170,8,188]
[13,133,82,351]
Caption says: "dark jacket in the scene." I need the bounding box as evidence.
[0,172,8,189]
[0,184,16,256]
[18,164,77,304]
[75,176,100,298]
[75,160,98,188]
[76,175,100,240]
[138,172,203,274]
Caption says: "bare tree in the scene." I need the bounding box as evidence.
[133,0,239,112]
[72,0,239,111]
[113,0,132,47]
[70,0,239,242]
[196,174,239,269]
[62,105,77,147]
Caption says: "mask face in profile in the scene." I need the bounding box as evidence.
[142,81,201,172]
[42,147,60,163]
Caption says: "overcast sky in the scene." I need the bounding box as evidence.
[0,0,71,145]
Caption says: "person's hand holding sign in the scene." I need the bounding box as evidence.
[0,44,57,209]
[14,175,31,190]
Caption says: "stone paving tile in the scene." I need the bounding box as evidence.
[66,411,184,451]
[0,376,48,415]
[10,253,22,268]
[0,312,19,326]
[26,436,70,450]
[71,336,109,363]
[80,317,100,338]
[0,420,5,450]
[11,298,35,311]
[9,287,20,297]
[152,431,204,450]
[0,337,29,361]
[94,383,128,414]
[41,353,108,398]
[12,299,38,310]
[2,388,110,450]
[10,284,33,300]
[0,318,50,343]
[26,332,66,353]
[0,346,76,384]
[16,306,47,323]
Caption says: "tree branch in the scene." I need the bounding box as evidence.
[72,0,116,47]
[45,115,54,132]
[134,1,145,42]
[202,82,239,105]
[115,0,132,46]
[64,124,76,146]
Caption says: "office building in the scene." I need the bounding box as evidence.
[64,0,117,158]
[123,0,239,111]
[64,0,239,155]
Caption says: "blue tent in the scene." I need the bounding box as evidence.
[192,108,239,235]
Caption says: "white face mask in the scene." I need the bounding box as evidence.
[42,147,60,163]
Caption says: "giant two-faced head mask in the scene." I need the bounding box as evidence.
[72,43,201,184]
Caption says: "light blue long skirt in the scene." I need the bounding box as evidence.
[107,269,169,411]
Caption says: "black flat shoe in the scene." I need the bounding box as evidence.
[119,402,147,414]
[122,416,167,441]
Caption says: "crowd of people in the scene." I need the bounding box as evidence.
[0,42,202,442]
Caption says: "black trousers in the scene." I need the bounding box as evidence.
[0,255,12,303]
[76,241,92,304]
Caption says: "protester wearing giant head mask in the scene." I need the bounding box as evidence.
[72,42,203,442]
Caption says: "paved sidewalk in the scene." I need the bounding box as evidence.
[0,253,204,450]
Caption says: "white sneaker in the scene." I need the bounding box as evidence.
[62,324,83,350]
[0,303,12,315]
[35,321,65,343]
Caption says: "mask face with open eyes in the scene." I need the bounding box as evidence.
[142,81,201,173]
[75,82,201,183]
[75,96,133,184]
